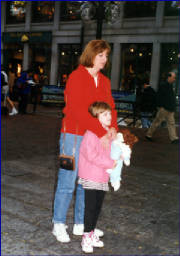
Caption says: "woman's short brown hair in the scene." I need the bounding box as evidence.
[88,101,112,118]
[79,39,111,68]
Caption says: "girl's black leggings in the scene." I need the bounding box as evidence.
[84,189,106,233]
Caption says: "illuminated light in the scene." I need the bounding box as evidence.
[17,63,21,76]
[170,57,173,60]
[130,48,134,53]
[148,52,152,55]
[61,52,65,56]
[21,34,29,42]
[173,51,176,54]
[18,49,22,52]
[139,52,143,57]
[74,51,78,55]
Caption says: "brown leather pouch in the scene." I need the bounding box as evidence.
[59,154,75,171]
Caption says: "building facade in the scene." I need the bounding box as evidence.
[1,1,179,93]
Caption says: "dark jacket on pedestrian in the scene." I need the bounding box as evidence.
[157,81,176,112]
[140,86,157,113]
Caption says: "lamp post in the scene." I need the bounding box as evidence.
[80,1,121,42]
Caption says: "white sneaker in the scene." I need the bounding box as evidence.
[94,228,104,237]
[91,231,104,247]
[9,107,18,116]
[73,224,104,237]
[81,232,93,253]
[52,223,70,243]
[73,224,84,235]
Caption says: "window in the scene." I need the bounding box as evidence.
[3,43,23,77]
[29,44,51,81]
[164,1,180,16]
[58,44,81,86]
[120,43,153,93]
[6,1,26,24]
[31,1,54,23]
[60,1,85,21]
[124,1,157,18]
[160,43,179,95]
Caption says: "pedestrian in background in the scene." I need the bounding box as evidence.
[1,65,18,116]
[17,69,33,114]
[146,72,179,144]
[140,78,156,128]
[52,39,118,243]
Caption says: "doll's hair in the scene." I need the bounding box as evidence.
[118,128,138,149]
[88,101,112,118]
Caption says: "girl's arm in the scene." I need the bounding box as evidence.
[81,132,114,169]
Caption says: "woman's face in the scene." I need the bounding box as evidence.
[93,50,108,71]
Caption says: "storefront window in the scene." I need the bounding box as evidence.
[29,44,51,84]
[60,1,85,21]
[124,1,157,18]
[160,43,179,95]
[120,43,153,93]
[164,1,180,16]
[3,43,23,77]
[58,44,81,86]
[31,1,54,23]
[6,1,26,24]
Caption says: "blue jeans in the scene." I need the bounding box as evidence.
[53,133,84,224]
[141,112,152,128]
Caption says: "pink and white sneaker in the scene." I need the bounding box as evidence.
[81,232,93,253]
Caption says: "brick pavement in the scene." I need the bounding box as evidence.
[1,105,179,255]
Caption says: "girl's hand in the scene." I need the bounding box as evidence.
[100,133,111,149]
[107,127,117,140]
[113,160,117,168]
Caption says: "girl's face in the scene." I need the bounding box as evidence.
[93,50,108,71]
[98,110,112,128]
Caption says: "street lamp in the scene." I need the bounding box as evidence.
[80,1,121,40]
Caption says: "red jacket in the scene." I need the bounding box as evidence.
[61,65,118,137]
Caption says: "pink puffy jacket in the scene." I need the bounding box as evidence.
[78,130,114,183]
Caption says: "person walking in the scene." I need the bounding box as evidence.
[52,39,118,243]
[145,72,179,144]
[1,66,18,116]
[17,69,32,114]
[140,78,156,128]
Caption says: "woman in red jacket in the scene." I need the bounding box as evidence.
[52,39,118,243]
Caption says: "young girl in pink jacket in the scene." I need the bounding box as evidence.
[78,101,116,253]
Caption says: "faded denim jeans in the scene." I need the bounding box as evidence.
[53,133,84,224]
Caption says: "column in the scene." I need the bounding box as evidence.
[155,1,165,27]
[150,42,161,91]
[119,1,125,28]
[50,39,58,85]
[53,1,60,31]
[23,43,29,71]
[23,1,32,70]
[1,1,6,65]
[111,43,121,90]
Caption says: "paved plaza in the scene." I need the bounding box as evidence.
[1,105,179,255]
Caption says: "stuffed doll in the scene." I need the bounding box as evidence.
[107,130,138,191]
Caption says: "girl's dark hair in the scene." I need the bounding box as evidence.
[88,101,111,118]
